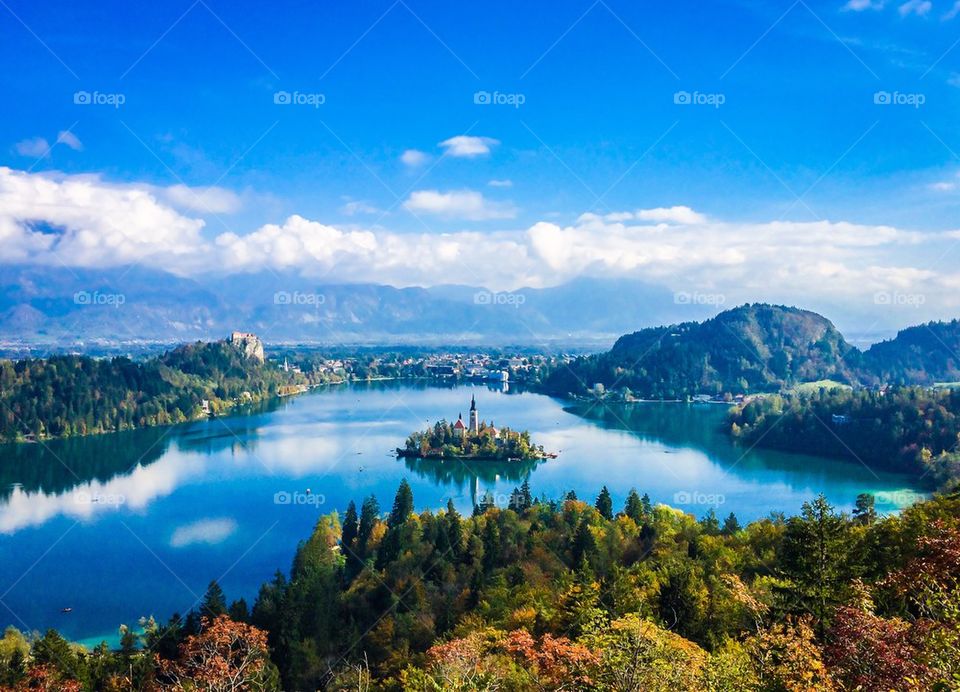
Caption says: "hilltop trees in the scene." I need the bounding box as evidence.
[3,484,960,689]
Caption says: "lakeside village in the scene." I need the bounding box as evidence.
[282,351,555,387]
[396,394,555,462]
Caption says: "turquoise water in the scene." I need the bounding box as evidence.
[0,381,925,644]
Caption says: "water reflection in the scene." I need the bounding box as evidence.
[0,399,290,533]
[402,456,539,506]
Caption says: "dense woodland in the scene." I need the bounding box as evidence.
[543,304,960,399]
[0,340,314,442]
[2,481,960,690]
[729,386,960,489]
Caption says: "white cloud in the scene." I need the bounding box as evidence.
[2,167,958,323]
[0,167,208,271]
[170,518,237,547]
[14,137,51,158]
[403,189,516,220]
[610,206,708,225]
[843,0,883,9]
[931,181,956,191]
[161,184,241,214]
[56,130,83,151]
[899,0,932,15]
[216,214,378,272]
[439,135,499,157]
[488,179,513,187]
[340,199,380,216]
[401,149,430,167]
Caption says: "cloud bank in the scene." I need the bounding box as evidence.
[1,167,958,322]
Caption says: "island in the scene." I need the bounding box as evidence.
[396,394,553,461]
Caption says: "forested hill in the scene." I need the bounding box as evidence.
[0,336,309,442]
[543,304,861,399]
[864,318,960,385]
[542,304,960,399]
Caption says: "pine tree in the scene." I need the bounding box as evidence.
[519,478,533,510]
[700,509,721,535]
[595,486,613,520]
[389,479,414,528]
[641,493,653,517]
[341,500,359,549]
[722,512,742,535]
[357,495,380,553]
[445,499,462,557]
[201,580,227,618]
[624,488,644,522]
[852,493,877,525]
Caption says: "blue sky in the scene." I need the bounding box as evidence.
[3,0,960,329]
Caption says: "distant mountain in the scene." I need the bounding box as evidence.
[0,266,694,347]
[863,320,960,385]
[543,304,862,398]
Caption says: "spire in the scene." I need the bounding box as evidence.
[470,394,476,411]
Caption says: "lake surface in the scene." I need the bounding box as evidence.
[0,381,925,645]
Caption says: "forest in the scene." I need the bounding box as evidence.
[729,386,960,490]
[1,480,959,690]
[0,339,316,442]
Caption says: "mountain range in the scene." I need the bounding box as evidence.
[0,265,713,348]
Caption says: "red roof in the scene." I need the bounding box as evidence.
[453,418,465,429]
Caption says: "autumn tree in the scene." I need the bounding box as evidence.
[158,615,279,691]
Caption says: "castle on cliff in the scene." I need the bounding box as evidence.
[229,331,265,363]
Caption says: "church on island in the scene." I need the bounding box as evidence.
[452,394,499,439]
[396,393,552,462]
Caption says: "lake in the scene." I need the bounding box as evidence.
[0,381,925,646]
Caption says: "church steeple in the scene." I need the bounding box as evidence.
[468,394,479,434]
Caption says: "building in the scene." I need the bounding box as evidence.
[469,394,479,434]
